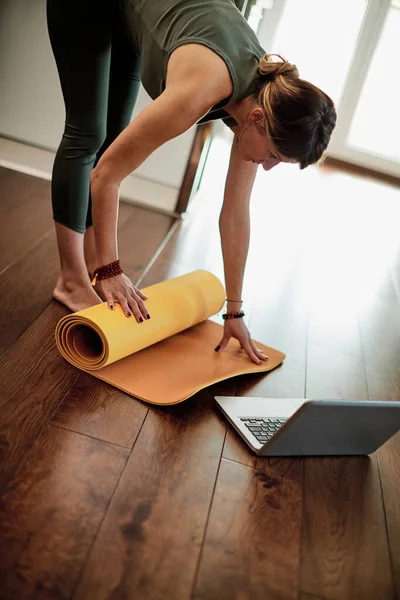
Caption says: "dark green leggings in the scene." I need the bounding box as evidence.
[46,0,141,233]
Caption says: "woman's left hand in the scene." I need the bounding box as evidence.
[214,319,269,365]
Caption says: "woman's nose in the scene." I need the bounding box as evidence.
[262,157,280,171]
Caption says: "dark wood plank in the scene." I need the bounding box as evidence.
[222,424,257,468]
[192,458,303,600]
[117,205,176,285]
[52,371,148,448]
[359,274,400,597]
[0,302,76,493]
[300,206,394,599]
[0,168,54,273]
[73,384,229,600]
[301,455,393,600]
[376,433,400,598]
[0,425,128,600]
[0,229,59,358]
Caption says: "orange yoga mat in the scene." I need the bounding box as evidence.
[55,271,285,405]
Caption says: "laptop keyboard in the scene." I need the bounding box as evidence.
[239,417,288,444]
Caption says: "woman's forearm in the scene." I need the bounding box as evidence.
[90,171,120,265]
[218,134,257,312]
[219,206,250,312]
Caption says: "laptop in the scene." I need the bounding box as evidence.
[215,396,400,456]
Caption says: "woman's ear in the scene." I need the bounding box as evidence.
[248,107,265,128]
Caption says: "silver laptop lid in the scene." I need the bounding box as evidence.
[260,400,400,456]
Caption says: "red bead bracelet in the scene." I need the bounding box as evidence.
[91,259,124,286]
[222,310,245,320]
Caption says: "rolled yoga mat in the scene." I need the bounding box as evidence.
[55,270,286,405]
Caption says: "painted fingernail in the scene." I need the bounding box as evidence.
[139,317,143,323]
[127,312,132,317]
[110,305,114,310]
[146,314,151,319]
[215,345,221,352]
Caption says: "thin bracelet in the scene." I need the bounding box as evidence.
[225,299,243,303]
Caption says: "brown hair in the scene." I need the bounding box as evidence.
[254,54,337,169]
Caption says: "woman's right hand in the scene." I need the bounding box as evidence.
[96,273,150,322]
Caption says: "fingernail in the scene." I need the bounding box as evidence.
[215,345,221,352]
[146,314,151,319]
[110,305,114,310]
[258,361,262,366]
[127,312,132,317]
[139,317,143,323]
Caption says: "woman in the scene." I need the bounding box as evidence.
[47,0,336,365]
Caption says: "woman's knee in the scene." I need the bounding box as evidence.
[94,123,128,164]
[60,121,107,158]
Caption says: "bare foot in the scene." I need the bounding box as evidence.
[53,275,103,313]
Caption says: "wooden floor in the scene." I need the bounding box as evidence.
[0,138,399,600]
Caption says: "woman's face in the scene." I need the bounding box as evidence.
[237,110,293,171]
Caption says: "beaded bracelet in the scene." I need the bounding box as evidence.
[91,259,124,286]
[222,310,245,320]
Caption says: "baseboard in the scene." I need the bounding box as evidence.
[0,137,179,215]
[325,155,400,189]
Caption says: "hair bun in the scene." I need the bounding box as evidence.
[259,53,299,81]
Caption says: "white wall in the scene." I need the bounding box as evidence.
[0,0,196,208]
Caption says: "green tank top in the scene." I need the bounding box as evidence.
[122,0,266,127]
